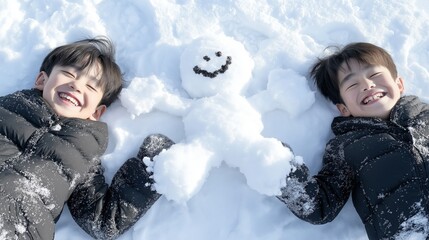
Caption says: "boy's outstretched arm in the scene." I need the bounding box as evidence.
[277,142,354,224]
[67,134,174,240]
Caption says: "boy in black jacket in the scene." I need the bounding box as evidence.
[0,37,172,239]
[278,42,429,239]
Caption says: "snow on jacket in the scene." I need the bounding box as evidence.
[279,95,429,239]
[0,89,159,240]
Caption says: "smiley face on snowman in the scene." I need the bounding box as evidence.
[121,35,313,203]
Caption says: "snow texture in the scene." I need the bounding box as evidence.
[2,0,429,239]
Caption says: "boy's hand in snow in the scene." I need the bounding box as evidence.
[137,134,175,160]
[276,144,314,216]
[137,134,175,188]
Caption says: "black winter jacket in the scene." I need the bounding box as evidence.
[279,95,429,239]
[0,89,159,239]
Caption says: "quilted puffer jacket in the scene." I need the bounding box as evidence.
[279,95,429,239]
[0,89,159,240]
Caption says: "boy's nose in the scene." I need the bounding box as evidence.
[69,81,82,93]
[362,78,375,91]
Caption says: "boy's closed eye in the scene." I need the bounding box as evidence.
[344,72,383,91]
[86,84,97,92]
[369,72,382,79]
[61,70,76,78]
[61,68,101,92]
[345,82,358,90]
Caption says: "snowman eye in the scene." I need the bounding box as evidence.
[193,51,232,78]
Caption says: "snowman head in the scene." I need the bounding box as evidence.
[180,36,254,98]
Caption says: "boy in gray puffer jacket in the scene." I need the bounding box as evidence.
[278,42,429,239]
[0,37,172,239]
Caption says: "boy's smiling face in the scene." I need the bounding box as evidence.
[35,64,106,120]
[336,59,404,119]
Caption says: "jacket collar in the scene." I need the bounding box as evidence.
[331,95,426,135]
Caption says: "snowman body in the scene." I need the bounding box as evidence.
[144,36,295,203]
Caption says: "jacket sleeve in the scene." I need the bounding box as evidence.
[67,157,160,240]
[277,141,354,224]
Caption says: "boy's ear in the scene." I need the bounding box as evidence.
[34,72,47,90]
[89,105,106,121]
[336,103,351,117]
[396,77,405,93]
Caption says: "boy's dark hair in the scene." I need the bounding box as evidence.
[310,42,397,104]
[40,37,123,107]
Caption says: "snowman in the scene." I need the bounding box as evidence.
[121,35,313,203]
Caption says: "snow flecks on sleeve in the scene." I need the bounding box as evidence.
[277,160,317,217]
[393,202,429,239]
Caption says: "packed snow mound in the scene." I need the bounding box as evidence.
[121,35,300,203]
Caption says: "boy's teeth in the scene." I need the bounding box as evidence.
[363,93,384,104]
[59,93,78,106]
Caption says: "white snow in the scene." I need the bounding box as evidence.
[2,0,429,239]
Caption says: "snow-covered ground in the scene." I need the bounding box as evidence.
[2,1,429,239]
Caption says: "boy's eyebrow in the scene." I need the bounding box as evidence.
[339,64,372,87]
[86,74,102,83]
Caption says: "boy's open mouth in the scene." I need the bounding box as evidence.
[362,92,386,105]
[59,92,81,106]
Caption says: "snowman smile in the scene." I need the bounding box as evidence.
[193,51,232,78]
